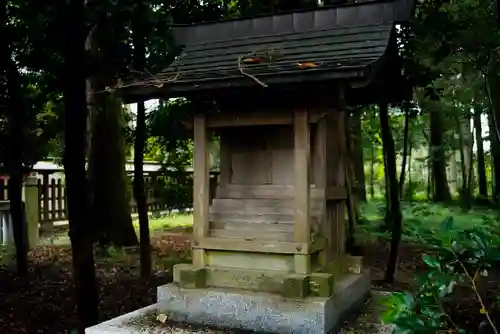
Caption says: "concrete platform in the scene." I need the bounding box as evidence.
[157,271,371,334]
[85,304,159,334]
[84,272,399,334]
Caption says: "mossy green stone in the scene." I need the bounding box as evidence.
[321,257,347,279]
[309,273,334,297]
[281,274,309,298]
[179,267,206,289]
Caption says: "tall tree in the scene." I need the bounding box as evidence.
[132,1,151,278]
[1,0,28,275]
[399,104,411,197]
[86,9,138,247]
[63,0,99,330]
[379,103,403,283]
[474,106,488,199]
[428,101,452,202]
[349,111,367,201]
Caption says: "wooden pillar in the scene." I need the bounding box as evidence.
[193,114,209,268]
[23,176,39,248]
[42,173,49,223]
[293,109,311,274]
[315,117,329,265]
[334,109,347,258]
[320,88,348,262]
[336,87,348,258]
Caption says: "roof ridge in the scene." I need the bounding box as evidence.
[180,22,394,48]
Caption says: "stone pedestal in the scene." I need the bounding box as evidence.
[85,271,370,334]
[157,271,370,334]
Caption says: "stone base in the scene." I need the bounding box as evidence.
[85,304,158,334]
[157,270,371,334]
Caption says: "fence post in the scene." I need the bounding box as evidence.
[24,176,39,248]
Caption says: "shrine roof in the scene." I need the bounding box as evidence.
[120,0,415,103]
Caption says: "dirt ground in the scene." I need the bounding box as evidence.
[0,231,498,333]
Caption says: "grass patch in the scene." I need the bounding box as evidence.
[361,201,498,228]
[39,212,194,246]
[358,201,499,244]
[132,212,193,232]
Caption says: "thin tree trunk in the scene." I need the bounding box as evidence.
[134,101,151,277]
[344,112,361,250]
[456,113,474,210]
[474,107,488,199]
[379,103,403,283]
[449,151,459,194]
[485,75,500,201]
[370,145,375,199]
[408,141,413,203]
[63,0,99,330]
[399,108,410,197]
[429,106,452,202]
[132,7,151,278]
[426,153,432,201]
[488,112,500,201]
[350,112,367,201]
[1,0,28,276]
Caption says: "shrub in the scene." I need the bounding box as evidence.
[381,216,500,333]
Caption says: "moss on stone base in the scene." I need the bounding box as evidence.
[173,264,206,289]
[281,274,309,298]
[309,273,334,297]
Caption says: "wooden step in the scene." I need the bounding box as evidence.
[211,198,323,210]
[210,198,323,216]
[210,220,293,233]
[209,212,321,224]
[209,212,294,224]
[209,228,293,242]
[216,184,325,199]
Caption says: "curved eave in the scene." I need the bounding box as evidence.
[120,65,375,104]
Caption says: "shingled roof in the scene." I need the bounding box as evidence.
[120,0,415,102]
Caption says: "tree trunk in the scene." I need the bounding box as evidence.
[485,75,500,201]
[132,7,151,278]
[344,112,361,250]
[426,152,432,201]
[349,112,367,201]
[429,105,452,202]
[86,27,138,247]
[63,0,99,331]
[474,107,488,199]
[457,114,474,210]
[407,141,413,203]
[449,150,459,194]
[399,108,410,197]
[379,103,403,283]
[370,145,375,199]
[1,0,28,276]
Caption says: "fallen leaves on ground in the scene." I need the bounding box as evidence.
[0,232,191,334]
[0,232,498,333]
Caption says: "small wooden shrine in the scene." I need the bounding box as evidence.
[117,1,415,333]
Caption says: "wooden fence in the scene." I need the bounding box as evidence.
[0,171,219,224]
[0,176,170,224]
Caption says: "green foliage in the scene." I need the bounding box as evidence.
[382,216,500,333]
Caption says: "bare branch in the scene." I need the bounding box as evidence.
[237,56,268,88]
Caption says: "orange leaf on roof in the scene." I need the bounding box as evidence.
[298,62,318,69]
[242,57,262,64]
